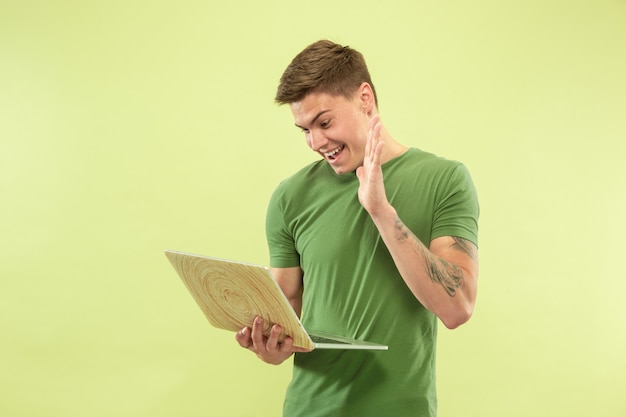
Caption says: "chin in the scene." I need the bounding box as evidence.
[329,165,354,176]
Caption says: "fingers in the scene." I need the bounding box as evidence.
[235,317,311,365]
[235,316,268,350]
[236,317,306,364]
[264,321,283,352]
[235,317,293,353]
[366,115,384,161]
[235,326,252,349]
[250,316,267,349]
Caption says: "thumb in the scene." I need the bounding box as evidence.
[355,165,364,181]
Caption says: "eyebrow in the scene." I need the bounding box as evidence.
[294,110,331,130]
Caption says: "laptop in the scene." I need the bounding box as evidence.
[164,250,388,350]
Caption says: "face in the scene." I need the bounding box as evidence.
[290,89,372,175]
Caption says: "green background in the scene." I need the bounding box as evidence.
[1,1,625,416]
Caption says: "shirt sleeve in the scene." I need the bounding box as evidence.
[431,163,480,247]
[265,184,301,268]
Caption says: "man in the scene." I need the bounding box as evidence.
[235,40,479,416]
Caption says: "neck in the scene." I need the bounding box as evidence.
[379,127,408,164]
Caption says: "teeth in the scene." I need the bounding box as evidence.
[324,146,343,157]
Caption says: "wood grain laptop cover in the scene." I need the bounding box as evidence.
[165,250,315,350]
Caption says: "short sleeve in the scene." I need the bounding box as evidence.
[431,163,480,247]
[265,185,301,268]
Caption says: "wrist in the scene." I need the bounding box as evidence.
[368,202,397,226]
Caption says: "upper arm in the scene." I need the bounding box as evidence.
[271,266,304,317]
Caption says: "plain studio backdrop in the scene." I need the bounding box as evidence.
[1,1,624,416]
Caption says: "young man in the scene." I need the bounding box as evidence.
[235,40,479,416]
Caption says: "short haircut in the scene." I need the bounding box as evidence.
[275,40,378,105]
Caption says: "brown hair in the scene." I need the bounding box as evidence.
[275,40,378,105]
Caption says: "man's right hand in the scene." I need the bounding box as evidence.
[235,316,312,365]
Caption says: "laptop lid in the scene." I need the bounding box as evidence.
[164,250,387,351]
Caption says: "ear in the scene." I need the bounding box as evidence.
[357,82,376,114]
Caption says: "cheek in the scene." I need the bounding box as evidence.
[351,128,368,150]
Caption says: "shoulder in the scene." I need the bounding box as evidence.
[406,148,463,168]
[388,148,478,212]
[269,160,328,204]
[388,148,469,181]
[279,160,327,185]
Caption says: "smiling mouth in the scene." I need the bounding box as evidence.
[323,145,345,161]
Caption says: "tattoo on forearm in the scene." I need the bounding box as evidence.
[424,255,464,297]
[394,216,411,241]
[393,216,470,297]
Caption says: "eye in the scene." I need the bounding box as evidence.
[320,119,331,129]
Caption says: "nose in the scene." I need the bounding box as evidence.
[307,129,328,152]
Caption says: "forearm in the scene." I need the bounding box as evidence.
[272,266,304,318]
[287,291,303,318]
[369,204,477,329]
